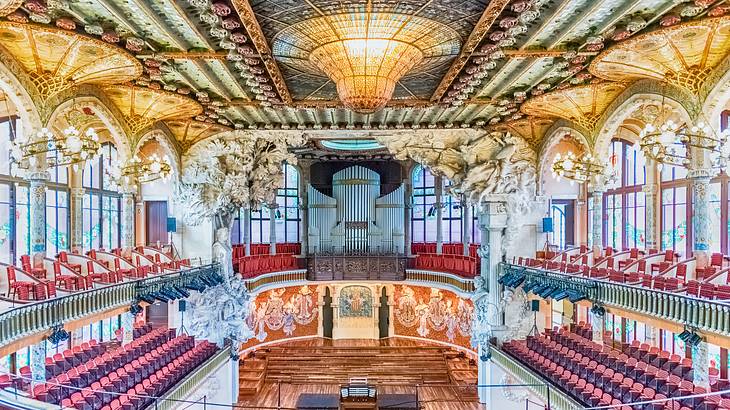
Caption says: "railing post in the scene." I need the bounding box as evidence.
[546,384,551,409]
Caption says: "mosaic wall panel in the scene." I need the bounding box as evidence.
[393,285,474,350]
[339,285,373,318]
[242,285,319,349]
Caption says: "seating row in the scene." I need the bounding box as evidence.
[413,253,478,278]
[235,254,298,278]
[411,243,479,258]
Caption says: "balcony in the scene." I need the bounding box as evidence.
[0,264,223,348]
[500,263,730,338]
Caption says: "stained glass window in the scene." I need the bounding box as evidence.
[412,165,437,243]
[442,179,462,243]
[46,188,69,256]
[603,139,646,250]
[274,164,300,243]
[82,143,121,250]
[661,186,688,255]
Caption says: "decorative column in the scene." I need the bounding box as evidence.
[477,345,493,405]
[269,204,277,255]
[30,340,46,384]
[589,189,604,257]
[478,202,507,313]
[121,310,135,345]
[121,192,135,250]
[404,177,413,256]
[643,158,660,251]
[590,310,605,343]
[462,199,471,256]
[299,163,310,257]
[693,341,710,388]
[435,175,443,253]
[242,208,251,256]
[70,188,85,253]
[690,170,712,267]
[29,171,49,264]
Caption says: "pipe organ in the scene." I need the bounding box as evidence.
[308,165,405,253]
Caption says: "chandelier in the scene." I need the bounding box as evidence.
[639,119,730,170]
[551,151,607,184]
[10,126,102,171]
[271,3,460,113]
[106,154,173,189]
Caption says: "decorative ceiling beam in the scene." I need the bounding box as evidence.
[430,0,511,102]
[230,0,293,105]
[227,97,492,109]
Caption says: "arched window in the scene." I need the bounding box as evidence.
[275,164,300,243]
[411,165,437,242]
[235,164,300,245]
[82,142,121,250]
[442,179,462,243]
[604,139,646,250]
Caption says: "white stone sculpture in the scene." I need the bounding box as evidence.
[176,131,305,350]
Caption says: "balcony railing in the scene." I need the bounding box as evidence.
[0,264,221,348]
[490,344,583,410]
[501,263,730,337]
[243,269,308,293]
[405,269,475,293]
[156,346,231,410]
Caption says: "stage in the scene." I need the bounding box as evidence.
[237,338,483,410]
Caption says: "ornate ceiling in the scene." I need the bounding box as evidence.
[0,0,728,153]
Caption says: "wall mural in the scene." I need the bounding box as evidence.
[394,285,474,350]
[243,285,319,348]
[339,285,373,318]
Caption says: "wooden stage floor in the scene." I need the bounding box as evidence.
[236,338,485,410]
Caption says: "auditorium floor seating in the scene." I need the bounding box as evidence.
[237,338,480,410]
[22,326,218,410]
[503,323,730,409]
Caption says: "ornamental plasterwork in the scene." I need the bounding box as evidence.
[487,116,555,153]
[0,21,141,104]
[701,52,730,121]
[0,0,21,16]
[589,15,730,96]
[521,82,627,139]
[0,44,41,130]
[164,118,231,154]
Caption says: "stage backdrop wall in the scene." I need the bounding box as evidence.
[241,285,319,350]
[392,284,475,351]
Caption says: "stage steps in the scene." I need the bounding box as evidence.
[259,345,455,386]
[238,357,267,396]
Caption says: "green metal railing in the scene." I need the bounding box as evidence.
[155,346,232,410]
[491,345,583,410]
[0,264,221,348]
[502,263,730,337]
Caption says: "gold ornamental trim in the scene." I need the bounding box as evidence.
[164,118,231,152]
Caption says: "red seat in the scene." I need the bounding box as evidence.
[6,266,34,300]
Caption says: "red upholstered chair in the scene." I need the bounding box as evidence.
[651,250,675,273]
[87,260,107,283]
[20,254,47,279]
[114,258,136,279]
[6,265,33,300]
[58,251,82,274]
[53,261,77,290]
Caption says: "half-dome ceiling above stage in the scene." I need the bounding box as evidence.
[320,139,385,151]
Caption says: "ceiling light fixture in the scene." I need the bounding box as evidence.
[551,151,608,184]
[106,154,173,190]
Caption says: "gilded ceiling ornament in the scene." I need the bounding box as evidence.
[0,0,22,16]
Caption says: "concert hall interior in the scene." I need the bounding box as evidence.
[1,0,730,409]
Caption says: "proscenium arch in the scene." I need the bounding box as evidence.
[593,80,697,159]
[44,94,132,162]
[536,123,591,194]
[134,128,182,181]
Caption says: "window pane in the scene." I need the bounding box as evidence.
[0,184,10,263]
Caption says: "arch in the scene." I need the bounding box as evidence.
[44,93,132,162]
[537,123,590,195]
[593,80,696,159]
[135,128,182,181]
[0,48,41,134]
[702,52,730,128]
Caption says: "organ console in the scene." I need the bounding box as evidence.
[340,378,377,409]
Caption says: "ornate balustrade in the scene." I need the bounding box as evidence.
[405,269,475,293]
[0,264,221,348]
[243,269,308,293]
[156,346,232,410]
[502,263,730,337]
[490,345,583,410]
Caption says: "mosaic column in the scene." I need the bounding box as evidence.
[121,193,135,249]
[121,311,135,345]
[590,189,604,256]
[642,184,659,251]
[477,345,492,405]
[269,203,277,255]
[404,179,413,256]
[693,341,710,388]
[690,171,712,268]
[69,188,85,253]
[462,199,471,256]
[242,208,251,256]
[30,340,46,384]
[29,171,49,264]
[435,175,443,254]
